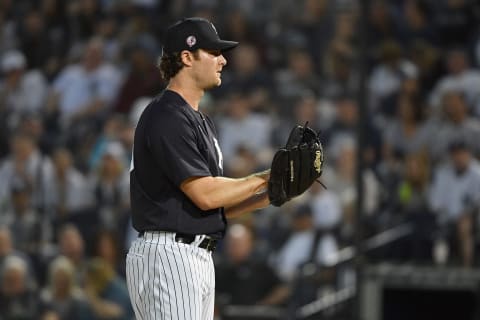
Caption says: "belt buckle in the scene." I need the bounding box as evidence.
[175,233,195,244]
[204,237,216,252]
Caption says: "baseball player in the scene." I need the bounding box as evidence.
[125,17,271,320]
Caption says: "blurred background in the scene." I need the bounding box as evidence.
[1,0,480,319]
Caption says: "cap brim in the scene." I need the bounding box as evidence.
[206,40,239,52]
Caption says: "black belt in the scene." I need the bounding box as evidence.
[138,231,217,252]
[175,233,217,252]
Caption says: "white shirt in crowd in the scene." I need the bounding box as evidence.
[429,159,480,222]
[429,69,480,116]
[311,189,342,230]
[274,231,338,281]
[218,113,272,164]
[52,63,122,125]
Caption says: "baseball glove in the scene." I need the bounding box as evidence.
[268,123,325,207]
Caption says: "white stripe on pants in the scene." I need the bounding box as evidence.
[126,231,215,320]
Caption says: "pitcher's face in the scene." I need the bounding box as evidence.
[192,49,227,89]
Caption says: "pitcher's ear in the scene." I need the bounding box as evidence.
[180,50,195,67]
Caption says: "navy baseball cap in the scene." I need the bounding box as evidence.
[163,17,238,54]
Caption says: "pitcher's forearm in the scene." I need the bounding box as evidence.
[181,170,270,211]
[225,191,270,219]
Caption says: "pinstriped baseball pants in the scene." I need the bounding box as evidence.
[126,231,215,320]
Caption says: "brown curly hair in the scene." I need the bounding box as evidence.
[158,50,200,82]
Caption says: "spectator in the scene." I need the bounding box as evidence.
[16,112,55,156]
[0,227,34,279]
[218,43,272,112]
[216,224,289,315]
[91,229,126,278]
[429,140,480,267]
[48,37,122,130]
[57,224,87,285]
[18,9,55,70]
[0,255,39,319]
[396,0,438,47]
[227,146,262,179]
[321,46,358,99]
[275,47,323,110]
[0,132,55,216]
[216,91,273,168]
[321,10,357,89]
[1,177,46,259]
[84,258,134,320]
[88,115,129,171]
[309,182,342,232]
[368,40,418,112]
[68,0,103,42]
[366,0,398,49]
[382,94,431,163]
[386,151,436,263]
[0,227,16,265]
[95,14,121,63]
[89,141,129,230]
[271,93,327,150]
[49,147,93,221]
[379,72,422,119]
[112,38,164,114]
[428,91,480,162]
[409,39,442,95]
[428,48,480,117]
[327,136,381,239]
[289,0,334,61]
[274,204,339,282]
[220,9,260,45]
[0,50,48,135]
[39,256,94,320]
[40,0,70,55]
[324,95,381,167]
[399,151,430,205]
[0,2,18,54]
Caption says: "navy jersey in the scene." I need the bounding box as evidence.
[130,90,226,238]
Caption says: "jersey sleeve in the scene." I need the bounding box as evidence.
[148,107,211,186]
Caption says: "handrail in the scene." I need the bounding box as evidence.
[324,223,414,267]
[296,223,414,318]
[297,286,356,318]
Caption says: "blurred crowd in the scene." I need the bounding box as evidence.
[1,0,480,319]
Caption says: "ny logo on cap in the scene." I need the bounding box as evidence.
[186,35,196,47]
